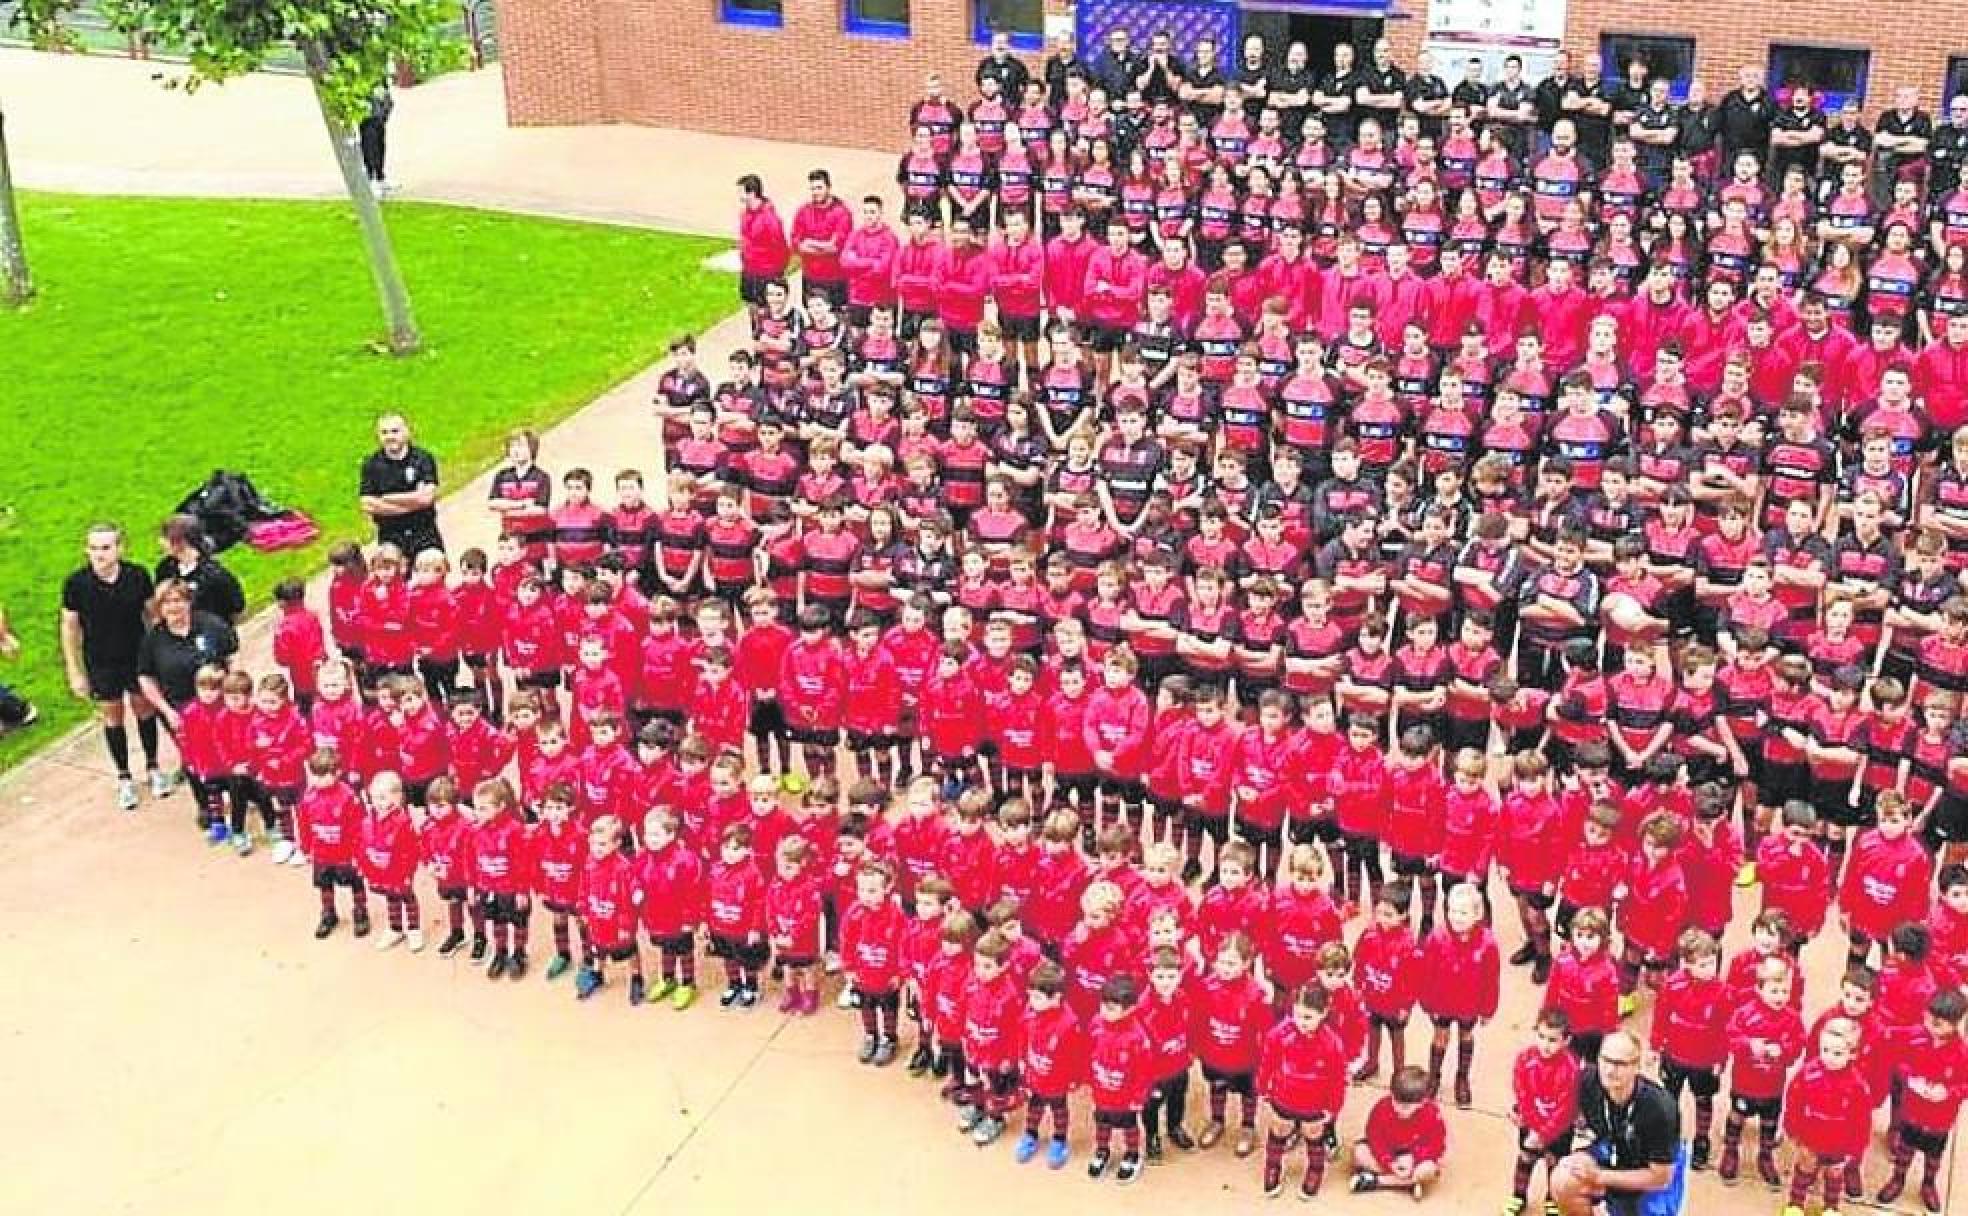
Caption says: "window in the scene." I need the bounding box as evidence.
[1599,33,1696,101]
[719,0,781,27]
[845,0,909,37]
[1948,55,1968,105]
[974,0,1042,50]
[1767,43,1871,112]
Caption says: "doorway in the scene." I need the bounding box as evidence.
[1238,9,1383,75]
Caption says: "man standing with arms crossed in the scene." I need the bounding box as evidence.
[359,412,443,557]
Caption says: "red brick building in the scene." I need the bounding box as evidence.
[499,0,1968,152]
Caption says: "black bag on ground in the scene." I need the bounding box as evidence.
[173,470,290,554]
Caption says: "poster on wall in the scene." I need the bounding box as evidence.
[1422,0,1567,84]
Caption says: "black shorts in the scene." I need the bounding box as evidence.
[1927,793,1968,847]
[597,941,639,963]
[1895,1122,1950,1156]
[1289,814,1341,845]
[515,668,563,691]
[1517,1127,1565,1156]
[86,662,140,702]
[313,863,361,890]
[1200,1064,1254,1095]
[710,933,770,967]
[651,930,695,954]
[1390,852,1434,878]
[1430,1015,1477,1032]
[777,953,819,969]
[1757,759,1808,809]
[1811,782,1864,829]
[1270,1100,1331,1125]
[477,892,530,925]
[1100,776,1145,805]
[1369,1011,1409,1031]
[846,728,894,751]
[1086,323,1128,354]
[1730,1093,1781,1120]
[749,699,788,738]
[1093,1107,1139,1128]
[545,898,579,917]
[999,313,1041,342]
[1053,772,1097,804]
[438,885,469,903]
[787,724,841,748]
[1659,1056,1720,1099]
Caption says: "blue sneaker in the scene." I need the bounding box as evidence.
[1013,1132,1040,1164]
[206,821,230,846]
[575,968,603,1000]
[1045,1138,1070,1170]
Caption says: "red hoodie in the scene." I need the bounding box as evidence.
[1259,1018,1348,1116]
[1352,921,1420,1020]
[1228,726,1298,832]
[1837,828,1932,943]
[1782,1059,1872,1158]
[738,199,789,278]
[1543,945,1620,1036]
[962,969,1027,1072]
[1650,967,1728,1069]
[839,221,899,309]
[1512,1044,1581,1144]
[1191,971,1272,1074]
[1725,997,1806,1100]
[986,233,1045,320]
[1263,885,1344,995]
[635,840,704,938]
[841,896,909,992]
[777,633,847,733]
[1023,1002,1088,1098]
[1416,925,1500,1022]
[1082,682,1151,778]
[297,781,363,866]
[1088,1010,1156,1111]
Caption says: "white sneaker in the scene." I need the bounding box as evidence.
[149,769,175,799]
[231,833,253,858]
[372,178,392,199]
[116,778,140,812]
[406,928,426,953]
[835,987,857,1010]
[374,929,404,952]
[823,951,842,975]
[287,849,309,868]
[270,840,296,865]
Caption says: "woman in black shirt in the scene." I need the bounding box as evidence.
[155,514,246,623]
[137,579,239,722]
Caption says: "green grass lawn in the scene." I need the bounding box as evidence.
[0,192,733,773]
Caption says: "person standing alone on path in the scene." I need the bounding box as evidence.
[59,523,170,810]
[360,78,393,197]
[359,412,443,557]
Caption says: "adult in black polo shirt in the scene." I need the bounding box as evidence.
[59,522,166,811]
[155,514,246,623]
[1404,49,1451,139]
[1134,30,1182,106]
[1271,41,1316,144]
[1550,1031,1682,1216]
[1090,27,1141,103]
[1234,34,1272,125]
[1534,51,1574,145]
[1450,56,1489,111]
[136,579,239,716]
[1355,38,1406,139]
[975,30,1029,104]
[1486,56,1537,160]
[1819,101,1872,194]
[1631,78,1682,190]
[1178,36,1229,130]
[1563,53,1615,169]
[1606,56,1650,138]
[1768,87,1827,189]
[1874,86,1934,203]
[359,412,443,556]
[1042,30,1081,111]
[1312,40,1359,147]
[1931,93,1968,200]
[1716,64,1775,167]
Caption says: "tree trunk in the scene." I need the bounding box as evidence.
[300,40,419,355]
[0,105,33,309]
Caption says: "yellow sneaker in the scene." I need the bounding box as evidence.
[1618,992,1639,1018]
[1734,861,1758,888]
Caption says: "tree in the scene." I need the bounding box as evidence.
[0,101,31,308]
[21,0,463,351]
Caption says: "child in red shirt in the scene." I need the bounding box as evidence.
[1508,1010,1581,1212]
[324,541,368,669]
[530,783,586,978]
[1139,945,1196,1157]
[1258,984,1349,1198]
[1330,713,1389,919]
[959,930,1028,1145]
[1498,749,1564,981]
[918,640,984,784]
[270,577,327,714]
[1191,841,1265,968]
[1352,880,1420,1081]
[176,666,228,838]
[297,749,367,938]
[1419,882,1500,1109]
[1719,954,1807,1186]
[635,807,705,1009]
[444,695,513,799]
[1618,811,1689,1008]
[1781,1019,1873,1214]
[1083,645,1152,835]
[466,776,534,978]
[777,604,847,779]
[1757,800,1833,948]
[706,821,768,1007]
[841,859,908,1066]
[213,670,261,854]
[452,547,503,722]
[1652,929,1729,1169]
[359,771,423,951]
[1542,905,1621,1062]
[408,549,461,705]
[574,813,641,1004]
[1086,975,1154,1184]
[764,837,824,1015]
[247,673,312,865]
[1838,789,1932,968]
[358,545,415,677]
[417,777,472,956]
[734,589,794,773]
[1351,1065,1448,1198]
[1013,961,1085,1169]
[1193,931,1271,1156]
[1878,988,1968,1211]
[689,647,748,757]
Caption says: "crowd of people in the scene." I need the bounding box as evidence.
[49,27,1968,1216]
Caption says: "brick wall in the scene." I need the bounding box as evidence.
[501,0,1967,146]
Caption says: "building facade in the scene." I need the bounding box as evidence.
[499,0,1967,151]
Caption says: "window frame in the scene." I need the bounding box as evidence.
[1947,55,1968,105]
[719,0,783,29]
[1767,42,1872,113]
[973,0,1043,51]
[844,0,910,39]
[1598,32,1697,103]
